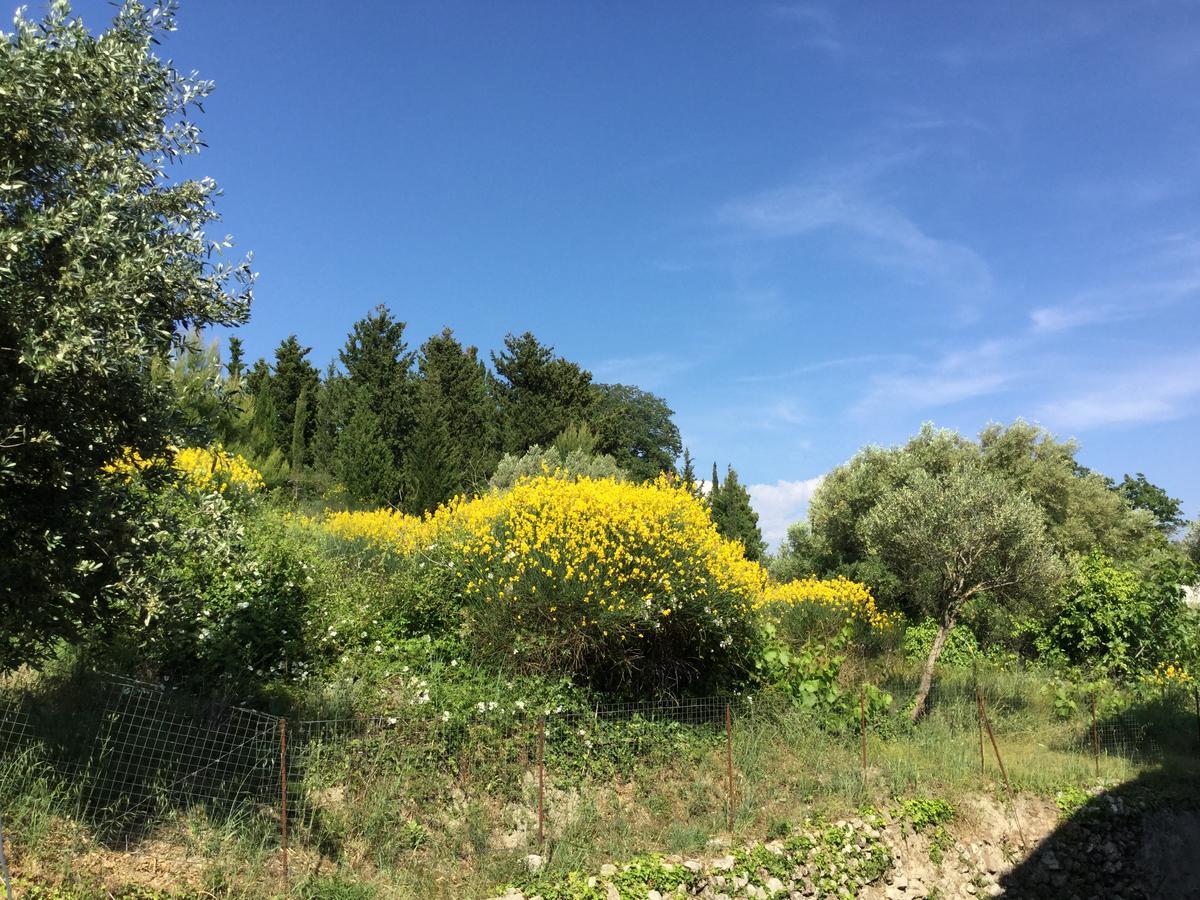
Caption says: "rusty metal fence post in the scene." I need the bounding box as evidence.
[725,703,734,831]
[537,716,545,846]
[279,717,289,889]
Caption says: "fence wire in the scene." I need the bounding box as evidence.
[0,673,1196,860]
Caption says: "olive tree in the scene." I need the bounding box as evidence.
[860,468,1062,721]
[0,1,252,667]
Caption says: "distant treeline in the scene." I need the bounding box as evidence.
[173,306,765,556]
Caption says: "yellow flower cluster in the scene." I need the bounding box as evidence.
[319,475,887,649]
[173,446,265,494]
[322,507,431,552]
[104,446,264,494]
[321,474,768,644]
[103,448,156,481]
[758,576,898,632]
[1144,661,1192,686]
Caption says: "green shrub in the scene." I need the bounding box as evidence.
[755,624,893,730]
[110,488,311,691]
[1035,551,1193,678]
[902,619,979,668]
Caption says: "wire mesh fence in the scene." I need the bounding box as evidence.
[1,672,1198,867]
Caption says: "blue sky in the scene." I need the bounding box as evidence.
[64,0,1200,542]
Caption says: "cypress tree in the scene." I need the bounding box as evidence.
[680,448,699,496]
[268,336,320,453]
[226,336,246,383]
[716,465,766,561]
[291,386,309,473]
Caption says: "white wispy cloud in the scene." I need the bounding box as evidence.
[766,2,843,54]
[1030,260,1200,334]
[591,352,695,391]
[720,182,993,303]
[850,336,1020,418]
[1029,303,1128,334]
[750,476,824,547]
[737,353,910,384]
[1037,355,1200,429]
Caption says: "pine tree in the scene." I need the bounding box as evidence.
[339,306,415,481]
[334,391,396,506]
[245,358,271,397]
[553,421,599,456]
[404,382,463,513]
[491,332,594,453]
[417,328,498,492]
[310,364,349,476]
[709,462,721,511]
[340,306,415,427]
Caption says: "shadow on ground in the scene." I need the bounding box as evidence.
[999,764,1200,899]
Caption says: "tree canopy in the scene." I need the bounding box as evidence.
[860,467,1062,719]
[0,1,252,667]
[1114,472,1185,535]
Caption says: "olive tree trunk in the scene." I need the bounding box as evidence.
[911,612,955,723]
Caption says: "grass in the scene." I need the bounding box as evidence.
[2,663,1198,898]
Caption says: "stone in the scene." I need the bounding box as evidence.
[985,886,1003,898]
[524,854,544,873]
[683,859,703,873]
[599,864,617,877]
[886,888,906,900]
[765,876,786,895]
[605,885,620,900]
[648,891,662,900]
[712,855,736,870]
[1042,850,1061,871]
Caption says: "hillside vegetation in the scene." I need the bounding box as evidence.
[3,4,1200,899]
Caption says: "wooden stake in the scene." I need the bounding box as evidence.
[859,687,868,772]
[979,695,1026,849]
[1090,693,1100,778]
[279,718,289,889]
[537,716,545,846]
[0,808,14,900]
[975,686,986,778]
[725,703,734,831]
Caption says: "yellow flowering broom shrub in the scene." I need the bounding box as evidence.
[104,445,264,495]
[172,446,265,494]
[760,575,900,646]
[324,474,768,691]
